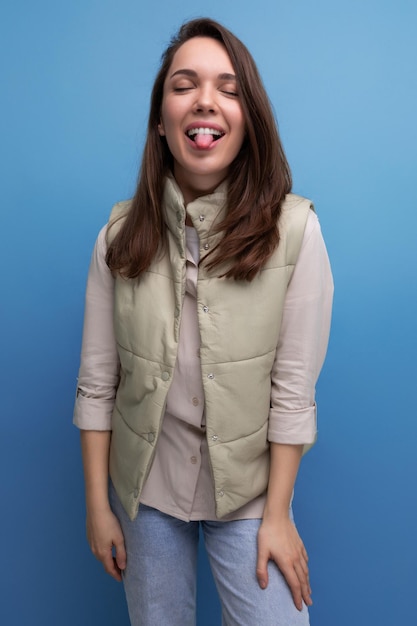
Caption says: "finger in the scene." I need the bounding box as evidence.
[102,548,123,582]
[278,561,303,611]
[299,553,309,577]
[256,547,270,590]
[114,538,127,571]
[298,552,311,595]
[112,557,124,582]
[294,560,312,607]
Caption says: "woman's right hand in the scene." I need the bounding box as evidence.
[86,507,127,581]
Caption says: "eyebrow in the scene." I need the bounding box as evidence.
[169,69,237,81]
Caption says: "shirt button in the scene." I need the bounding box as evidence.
[203,243,209,250]
[218,490,224,497]
[192,397,199,406]
[161,371,170,381]
[199,215,205,222]
[211,434,218,441]
[147,432,155,443]
[207,373,214,380]
[190,456,197,464]
[202,305,209,313]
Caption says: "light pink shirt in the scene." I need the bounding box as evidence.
[73,211,333,521]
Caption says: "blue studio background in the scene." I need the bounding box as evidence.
[1,1,416,624]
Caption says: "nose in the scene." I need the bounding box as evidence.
[193,84,217,113]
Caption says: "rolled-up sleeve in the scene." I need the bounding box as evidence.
[268,211,334,446]
[73,226,119,430]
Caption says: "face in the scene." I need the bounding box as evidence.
[159,37,246,203]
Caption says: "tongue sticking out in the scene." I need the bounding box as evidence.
[194,133,215,148]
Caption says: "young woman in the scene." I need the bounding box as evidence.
[74,17,333,626]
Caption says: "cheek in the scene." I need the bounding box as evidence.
[237,107,246,133]
[159,99,173,135]
[233,113,246,147]
[160,97,183,128]
[228,104,245,137]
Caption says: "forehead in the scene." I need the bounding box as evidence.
[168,36,234,73]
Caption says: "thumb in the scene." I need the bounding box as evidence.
[256,545,269,590]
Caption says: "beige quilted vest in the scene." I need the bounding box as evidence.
[107,177,312,520]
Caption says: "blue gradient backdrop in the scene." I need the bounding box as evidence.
[1,1,416,624]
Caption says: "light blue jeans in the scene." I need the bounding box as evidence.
[110,484,310,626]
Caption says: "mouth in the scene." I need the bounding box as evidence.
[185,127,225,148]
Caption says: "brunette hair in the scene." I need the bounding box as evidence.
[106,17,292,281]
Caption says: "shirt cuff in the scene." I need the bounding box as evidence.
[73,393,113,430]
[268,404,317,445]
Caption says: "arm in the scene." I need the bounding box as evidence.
[256,211,333,608]
[74,227,125,580]
[81,430,126,581]
[256,443,310,610]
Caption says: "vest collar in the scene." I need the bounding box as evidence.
[163,175,228,245]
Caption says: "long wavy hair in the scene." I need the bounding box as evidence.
[106,17,292,281]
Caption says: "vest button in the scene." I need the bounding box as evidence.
[161,371,170,381]
[218,490,224,497]
[199,215,205,222]
[147,432,155,443]
[211,434,218,441]
[202,305,209,313]
[207,373,214,380]
[203,243,209,250]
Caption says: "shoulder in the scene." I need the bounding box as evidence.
[109,199,132,221]
[280,193,314,236]
[278,193,314,263]
[281,193,314,216]
[88,225,114,284]
[106,199,133,245]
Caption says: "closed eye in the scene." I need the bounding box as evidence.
[219,80,238,97]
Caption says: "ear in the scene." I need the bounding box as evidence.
[158,120,165,136]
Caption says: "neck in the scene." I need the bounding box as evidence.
[173,167,228,206]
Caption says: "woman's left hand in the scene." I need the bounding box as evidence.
[256,516,312,611]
